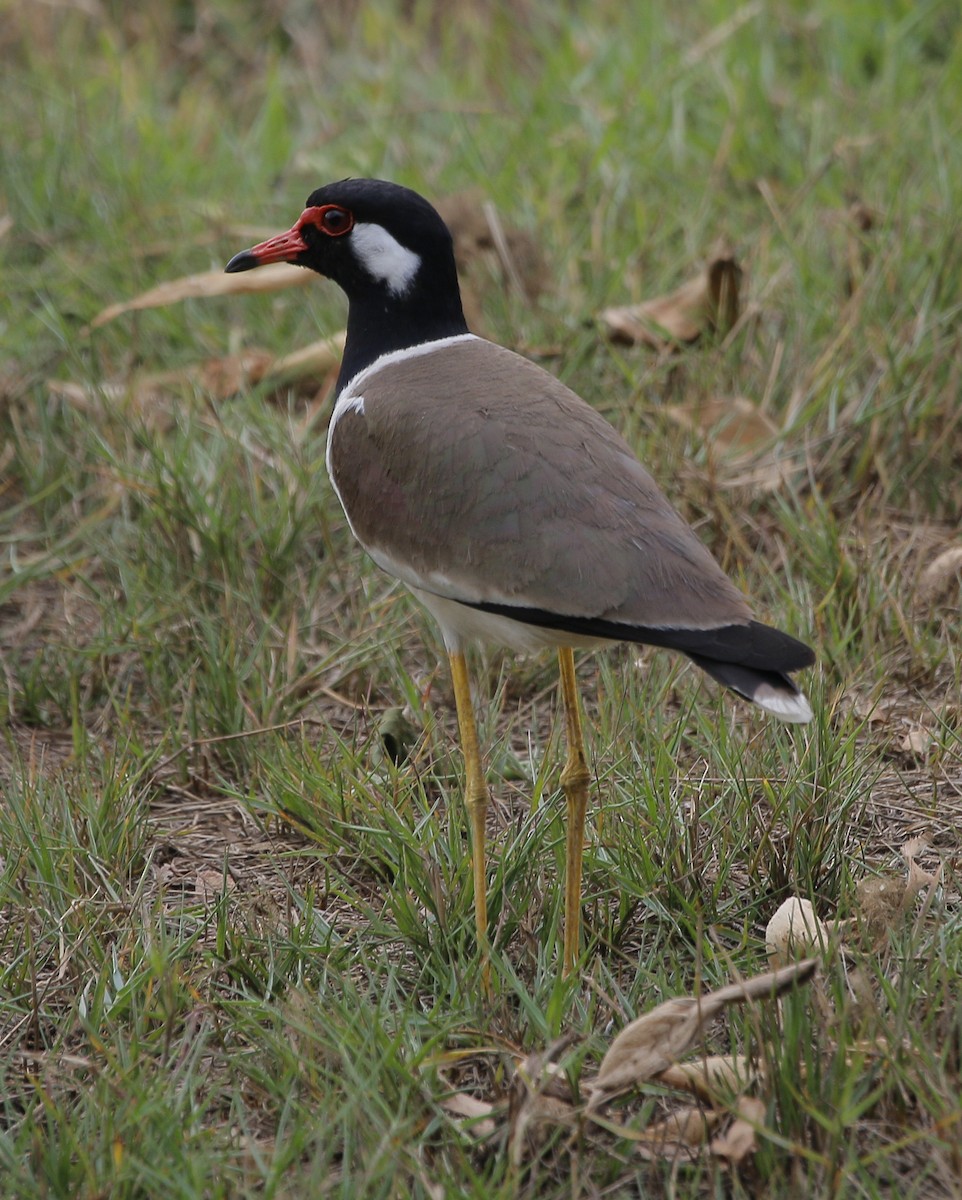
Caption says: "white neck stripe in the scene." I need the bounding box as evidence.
[338,333,480,400]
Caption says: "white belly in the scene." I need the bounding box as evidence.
[409,586,610,655]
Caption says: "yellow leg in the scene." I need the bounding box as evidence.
[448,651,491,990]
[558,647,591,977]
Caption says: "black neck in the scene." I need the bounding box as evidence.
[335,277,470,394]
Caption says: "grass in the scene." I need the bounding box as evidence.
[2,0,961,1194]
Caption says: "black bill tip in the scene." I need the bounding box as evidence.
[225,250,259,274]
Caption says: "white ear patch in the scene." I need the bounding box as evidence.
[351,222,421,296]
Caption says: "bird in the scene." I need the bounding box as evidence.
[225,178,814,981]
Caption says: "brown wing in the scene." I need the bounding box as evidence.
[327,337,752,631]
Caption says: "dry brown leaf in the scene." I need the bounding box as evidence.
[841,198,879,296]
[197,351,276,397]
[508,1090,577,1168]
[898,726,933,758]
[665,396,779,459]
[710,1096,766,1164]
[844,965,880,1029]
[435,191,547,336]
[590,996,702,1101]
[587,960,816,1109]
[914,546,962,609]
[48,334,345,409]
[848,199,876,233]
[512,1038,578,1105]
[437,191,546,300]
[267,335,345,386]
[508,1035,578,1167]
[901,836,927,862]
[657,1054,757,1101]
[853,840,940,939]
[902,838,941,901]
[765,898,830,963]
[375,706,420,767]
[194,868,234,902]
[47,378,147,411]
[635,1105,719,1157]
[440,1093,497,1140]
[706,250,742,334]
[88,263,311,330]
[600,244,741,349]
[195,335,345,396]
[854,875,907,934]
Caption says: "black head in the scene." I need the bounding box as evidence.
[225,178,469,388]
[226,179,449,294]
[226,178,467,304]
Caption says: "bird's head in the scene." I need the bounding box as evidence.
[225,178,454,303]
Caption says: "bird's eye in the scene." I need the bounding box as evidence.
[319,206,354,236]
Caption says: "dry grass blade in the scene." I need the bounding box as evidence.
[600,243,741,348]
[587,960,816,1109]
[88,263,310,329]
[681,1,763,66]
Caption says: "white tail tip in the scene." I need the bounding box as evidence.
[752,683,813,724]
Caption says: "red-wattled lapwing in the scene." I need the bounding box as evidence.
[226,178,814,980]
